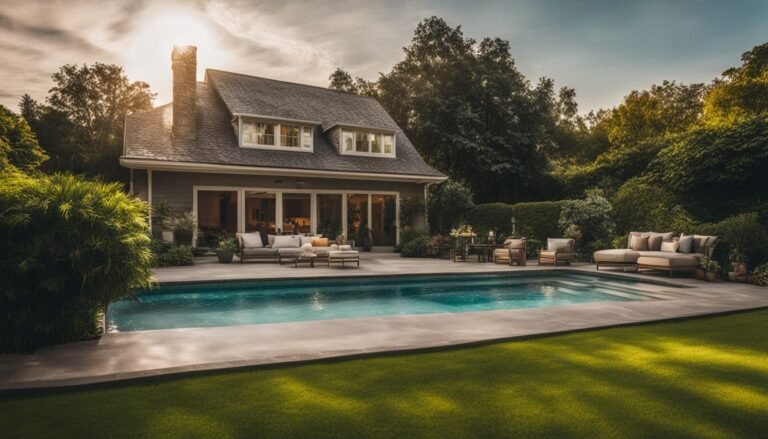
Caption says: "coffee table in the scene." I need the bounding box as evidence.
[293,254,317,268]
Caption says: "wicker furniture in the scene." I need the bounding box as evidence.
[538,238,575,266]
[493,238,527,266]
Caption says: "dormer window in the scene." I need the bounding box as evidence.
[340,128,395,157]
[239,117,313,152]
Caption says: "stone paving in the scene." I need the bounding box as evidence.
[1,253,766,391]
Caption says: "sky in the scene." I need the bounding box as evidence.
[1,0,767,113]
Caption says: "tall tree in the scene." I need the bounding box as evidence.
[703,42,768,125]
[0,104,47,173]
[332,17,562,202]
[20,63,155,182]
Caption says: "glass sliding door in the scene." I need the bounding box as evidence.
[316,194,342,240]
[282,193,311,235]
[196,190,238,248]
[371,194,396,246]
[346,194,369,245]
[245,191,277,243]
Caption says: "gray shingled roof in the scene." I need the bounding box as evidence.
[122,71,445,179]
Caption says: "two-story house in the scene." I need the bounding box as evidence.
[121,46,446,248]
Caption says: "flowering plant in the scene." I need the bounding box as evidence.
[449,224,477,238]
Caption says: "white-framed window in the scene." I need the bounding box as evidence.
[341,129,396,157]
[239,117,313,151]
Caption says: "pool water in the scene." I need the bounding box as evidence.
[107,273,658,332]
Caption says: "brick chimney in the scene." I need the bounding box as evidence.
[171,45,197,140]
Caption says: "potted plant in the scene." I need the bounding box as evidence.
[699,256,720,282]
[173,211,196,246]
[215,234,237,263]
[728,248,748,282]
[361,225,373,252]
[153,199,176,241]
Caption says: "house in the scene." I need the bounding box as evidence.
[121,46,446,248]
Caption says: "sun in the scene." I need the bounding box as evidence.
[123,10,229,105]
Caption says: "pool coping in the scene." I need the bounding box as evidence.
[2,266,767,393]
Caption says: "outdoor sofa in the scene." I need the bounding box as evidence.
[594,232,718,275]
[236,233,337,263]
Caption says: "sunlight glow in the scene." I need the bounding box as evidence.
[123,10,230,105]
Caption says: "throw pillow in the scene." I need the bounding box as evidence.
[678,234,694,254]
[631,235,649,251]
[312,237,329,247]
[300,242,315,256]
[660,241,679,253]
[240,233,263,248]
[648,232,673,251]
[272,235,300,248]
[548,238,573,252]
[267,234,277,247]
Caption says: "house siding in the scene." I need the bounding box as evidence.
[149,170,427,230]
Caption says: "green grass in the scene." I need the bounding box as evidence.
[2,310,767,439]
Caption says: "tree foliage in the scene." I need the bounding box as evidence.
[427,180,474,234]
[19,63,155,182]
[703,42,768,125]
[0,172,153,353]
[0,104,47,172]
[331,17,564,202]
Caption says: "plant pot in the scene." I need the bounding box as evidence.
[217,251,234,264]
[695,269,705,280]
[175,230,194,246]
[704,271,717,282]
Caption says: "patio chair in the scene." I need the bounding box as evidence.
[538,238,575,266]
[493,238,527,266]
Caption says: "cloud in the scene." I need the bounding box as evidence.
[0,12,109,56]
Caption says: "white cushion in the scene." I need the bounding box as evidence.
[329,250,359,258]
[301,242,315,256]
[661,241,679,253]
[300,235,320,246]
[267,234,277,247]
[547,238,573,252]
[272,235,301,248]
[240,233,263,249]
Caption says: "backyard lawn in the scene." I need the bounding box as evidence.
[2,309,766,439]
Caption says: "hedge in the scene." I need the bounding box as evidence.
[466,200,569,242]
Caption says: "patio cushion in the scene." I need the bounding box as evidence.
[631,235,649,251]
[678,234,694,253]
[277,247,302,256]
[648,232,674,251]
[627,232,648,249]
[240,232,263,248]
[241,248,277,257]
[508,239,526,249]
[272,235,301,248]
[693,235,718,254]
[660,241,679,253]
[300,235,321,246]
[312,237,329,247]
[547,238,573,251]
[267,234,277,246]
[637,252,701,268]
[312,247,332,256]
[328,250,359,258]
[593,249,639,263]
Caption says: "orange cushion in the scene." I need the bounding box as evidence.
[311,238,329,247]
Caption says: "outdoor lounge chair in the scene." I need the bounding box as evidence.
[493,238,527,266]
[538,238,575,266]
[236,232,278,262]
[593,232,718,275]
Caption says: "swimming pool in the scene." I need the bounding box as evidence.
[107,273,659,332]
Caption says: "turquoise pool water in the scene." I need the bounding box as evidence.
[107,273,657,332]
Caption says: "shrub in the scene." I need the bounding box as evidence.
[611,178,695,234]
[428,181,474,235]
[0,173,152,353]
[465,200,567,242]
[559,189,615,260]
[698,212,768,267]
[425,235,452,258]
[152,241,194,267]
[751,263,768,286]
[400,234,430,257]
[395,228,425,253]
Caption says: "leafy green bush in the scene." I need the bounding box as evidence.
[0,173,152,353]
[400,234,430,257]
[428,181,474,235]
[425,235,452,258]
[465,200,567,243]
[611,178,694,234]
[698,212,768,267]
[152,240,194,267]
[559,189,615,260]
[751,263,768,286]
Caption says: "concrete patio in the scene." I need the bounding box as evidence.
[1,252,767,391]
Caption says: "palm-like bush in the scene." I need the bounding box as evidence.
[0,172,153,353]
